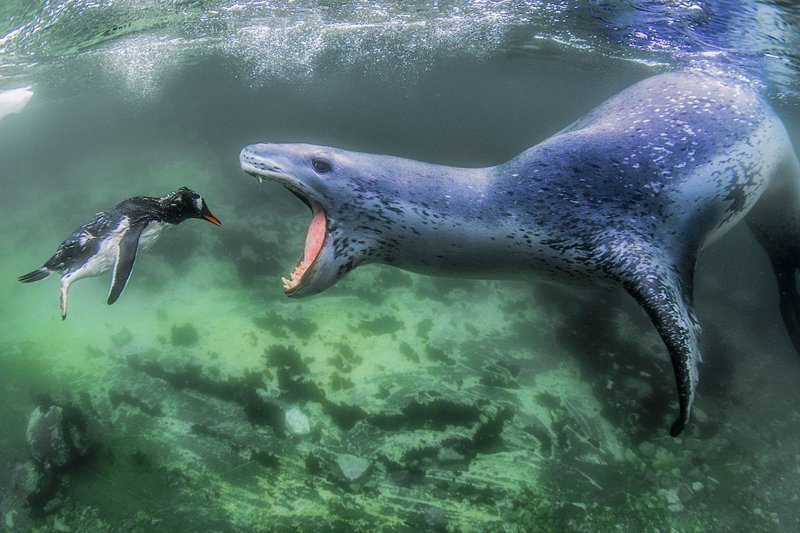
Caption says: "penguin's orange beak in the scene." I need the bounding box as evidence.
[204,214,222,226]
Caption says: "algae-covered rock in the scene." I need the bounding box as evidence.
[25,404,92,471]
[336,454,370,481]
[10,460,42,501]
[638,441,656,458]
[4,510,16,530]
[11,400,100,523]
[437,447,466,463]
[285,406,311,435]
[422,505,448,531]
[26,406,71,469]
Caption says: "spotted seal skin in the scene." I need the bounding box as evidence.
[240,70,800,436]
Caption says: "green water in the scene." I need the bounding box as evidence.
[2,1,800,531]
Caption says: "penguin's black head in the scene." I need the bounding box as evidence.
[165,187,222,226]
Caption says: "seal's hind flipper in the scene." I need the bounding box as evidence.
[607,238,702,436]
[108,225,144,305]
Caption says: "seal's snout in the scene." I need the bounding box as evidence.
[239,145,252,162]
[239,146,257,175]
[239,144,263,167]
[240,143,275,161]
[240,143,283,183]
[239,141,336,298]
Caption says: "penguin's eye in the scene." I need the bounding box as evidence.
[312,158,332,174]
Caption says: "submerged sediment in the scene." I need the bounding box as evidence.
[1,260,794,530]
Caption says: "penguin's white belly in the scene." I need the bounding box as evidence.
[65,218,171,283]
[138,221,171,251]
[68,217,132,282]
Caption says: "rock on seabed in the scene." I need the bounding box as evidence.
[336,454,370,481]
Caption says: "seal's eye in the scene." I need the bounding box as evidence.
[312,158,332,174]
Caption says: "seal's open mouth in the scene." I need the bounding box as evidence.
[283,207,326,292]
[241,164,328,295]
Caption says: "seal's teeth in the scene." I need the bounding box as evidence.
[292,261,308,277]
[282,259,314,292]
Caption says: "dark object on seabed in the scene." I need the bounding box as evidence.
[18,187,221,319]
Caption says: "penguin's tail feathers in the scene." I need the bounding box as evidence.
[18,267,52,283]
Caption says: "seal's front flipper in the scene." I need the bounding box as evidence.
[746,153,800,355]
[772,261,800,353]
[609,239,702,436]
[108,225,144,305]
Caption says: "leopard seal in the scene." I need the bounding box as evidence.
[240,70,800,436]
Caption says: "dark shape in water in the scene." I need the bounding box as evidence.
[356,314,405,336]
[17,187,221,319]
[252,310,317,339]
[240,70,800,436]
[170,322,199,347]
[110,327,133,347]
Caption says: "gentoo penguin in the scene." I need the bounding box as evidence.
[18,187,221,319]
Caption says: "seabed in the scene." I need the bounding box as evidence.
[1,149,798,531]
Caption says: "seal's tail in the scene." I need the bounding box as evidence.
[18,267,51,283]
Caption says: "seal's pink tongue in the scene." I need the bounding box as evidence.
[304,211,326,264]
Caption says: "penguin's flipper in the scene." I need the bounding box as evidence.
[108,224,145,305]
[605,236,701,437]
